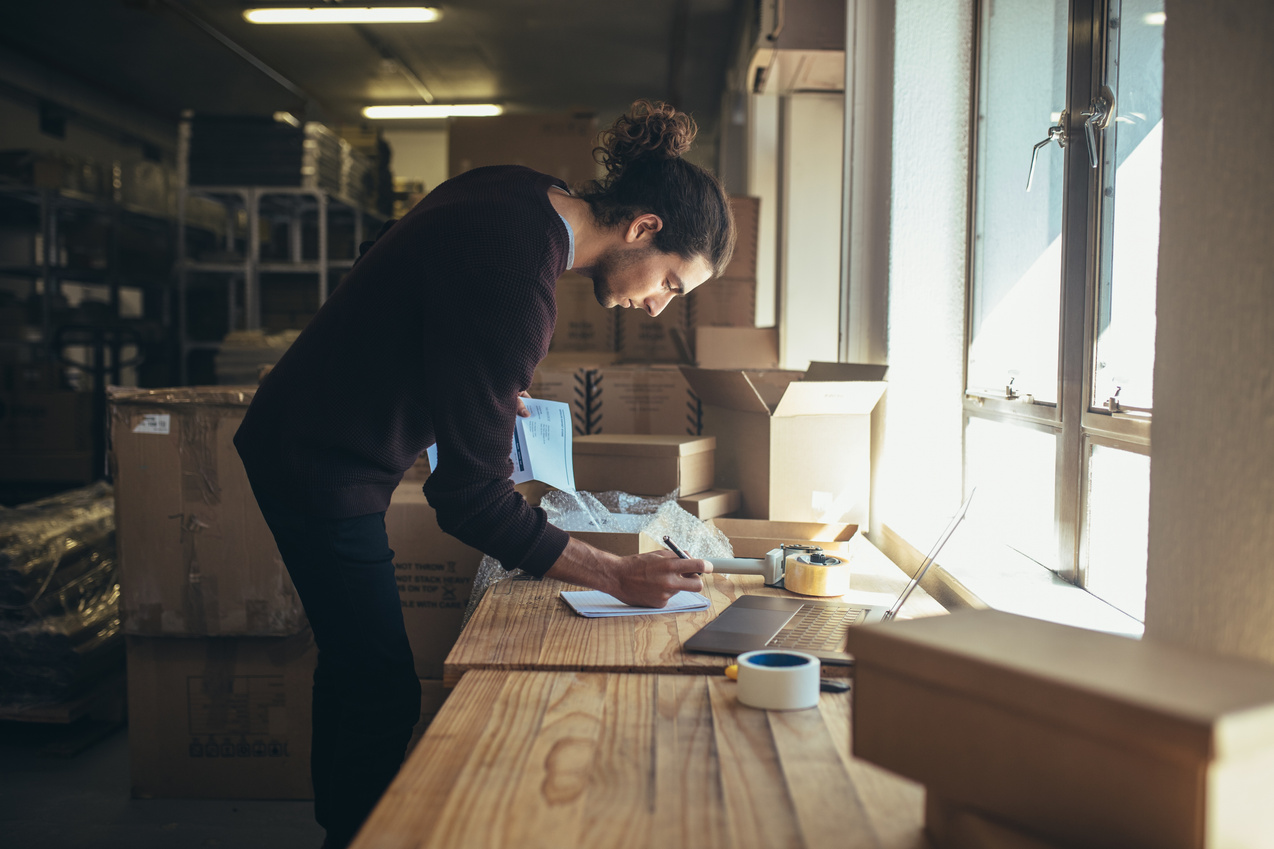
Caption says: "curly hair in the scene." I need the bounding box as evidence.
[576,100,736,278]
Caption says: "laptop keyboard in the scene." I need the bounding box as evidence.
[767,604,864,652]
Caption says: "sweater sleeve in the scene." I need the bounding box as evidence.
[420,266,569,576]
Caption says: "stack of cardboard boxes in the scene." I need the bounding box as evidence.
[110,387,479,799]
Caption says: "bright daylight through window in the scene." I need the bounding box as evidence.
[965,0,1162,621]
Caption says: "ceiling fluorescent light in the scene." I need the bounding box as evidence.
[363,104,504,119]
[244,7,440,24]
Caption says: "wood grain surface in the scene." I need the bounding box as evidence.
[444,534,948,686]
[352,670,932,849]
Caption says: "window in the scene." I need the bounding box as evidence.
[965,0,1162,621]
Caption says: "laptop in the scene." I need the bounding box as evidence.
[683,490,975,666]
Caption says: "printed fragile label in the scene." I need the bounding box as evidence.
[133,413,171,435]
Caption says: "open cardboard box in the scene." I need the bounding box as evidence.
[708,517,858,558]
[680,363,886,525]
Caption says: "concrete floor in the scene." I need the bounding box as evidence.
[0,721,324,849]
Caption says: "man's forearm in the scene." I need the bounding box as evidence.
[543,535,621,594]
[543,535,711,609]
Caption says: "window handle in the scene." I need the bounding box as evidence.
[1080,86,1116,168]
[1026,111,1067,191]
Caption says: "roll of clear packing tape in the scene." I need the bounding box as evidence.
[736,650,821,711]
[784,553,850,596]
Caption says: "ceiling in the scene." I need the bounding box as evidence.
[0,0,743,133]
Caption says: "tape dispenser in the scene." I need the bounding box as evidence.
[708,544,850,597]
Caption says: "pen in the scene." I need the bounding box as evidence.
[662,535,702,576]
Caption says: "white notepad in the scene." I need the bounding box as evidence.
[560,590,710,618]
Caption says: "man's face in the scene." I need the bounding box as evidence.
[590,243,714,317]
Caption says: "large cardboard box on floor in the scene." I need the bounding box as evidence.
[127,629,318,800]
[109,387,305,637]
[449,112,598,187]
[531,357,702,436]
[573,434,715,497]
[385,483,485,679]
[680,364,886,525]
[128,630,448,799]
[847,610,1274,849]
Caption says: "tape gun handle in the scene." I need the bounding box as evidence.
[705,549,786,586]
[704,558,767,576]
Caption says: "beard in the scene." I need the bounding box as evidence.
[590,243,656,308]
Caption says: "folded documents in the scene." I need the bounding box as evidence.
[560,590,710,618]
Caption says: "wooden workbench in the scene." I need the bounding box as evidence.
[352,669,931,849]
[443,534,947,686]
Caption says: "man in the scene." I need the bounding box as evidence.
[234,100,735,847]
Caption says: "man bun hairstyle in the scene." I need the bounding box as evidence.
[579,100,736,278]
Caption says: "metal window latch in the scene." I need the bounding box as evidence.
[1005,377,1019,399]
[1105,385,1122,413]
[1081,86,1116,168]
[1026,111,1067,191]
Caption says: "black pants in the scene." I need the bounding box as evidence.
[253,489,420,848]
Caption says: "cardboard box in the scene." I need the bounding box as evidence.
[708,518,857,558]
[574,434,715,497]
[680,364,886,525]
[615,297,689,363]
[385,483,484,679]
[531,360,703,436]
[846,610,1274,849]
[127,629,318,800]
[572,530,662,557]
[694,327,779,369]
[551,272,615,353]
[110,387,305,637]
[687,277,756,328]
[449,113,599,187]
[722,196,760,280]
[0,389,92,453]
[676,489,740,520]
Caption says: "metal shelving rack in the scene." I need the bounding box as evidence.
[0,181,177,484]
[174,118,384,384]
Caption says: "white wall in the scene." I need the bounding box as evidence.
[746,93,780,328]
[381,127,449,192]
[875,0,974,537]
[778,93,844,369]
[1145,0,1274,663]
[841,0,895,367]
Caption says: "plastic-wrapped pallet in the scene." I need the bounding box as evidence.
[462,489,734,626]
[0,483,121,708]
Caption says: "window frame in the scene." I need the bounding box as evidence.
[963,0,1154,591]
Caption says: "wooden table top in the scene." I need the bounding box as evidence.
[352,669,931,849]
[443,534,947,687]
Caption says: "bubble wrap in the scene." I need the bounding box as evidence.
[462,489,736,626]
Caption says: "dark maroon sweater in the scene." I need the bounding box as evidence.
[234,165,572,576]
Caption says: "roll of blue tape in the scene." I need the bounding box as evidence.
[736,649,821,710]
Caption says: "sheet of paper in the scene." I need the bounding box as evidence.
[425,397,576,491]
[560,590,710,618]
[514,398,575,491]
